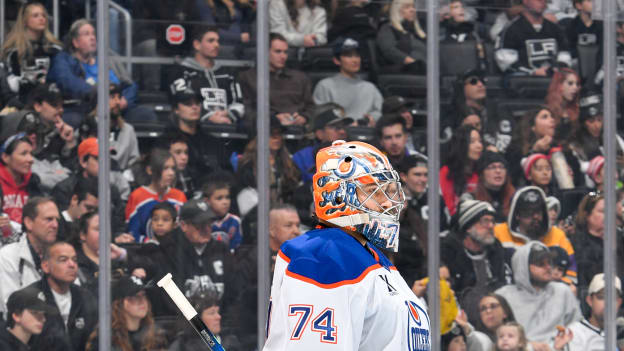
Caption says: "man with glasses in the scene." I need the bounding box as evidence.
[496,243,581,343]
[567,273,622,351]
[23,241,96,351]
[494,186,577,283]
[292,108,353,183]
[441,199,511,324]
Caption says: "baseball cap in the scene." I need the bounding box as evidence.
[333,37,359,58]
[28,83,63,106]
[113,275,148,301]
[180,199,217,227]
[515,187,546,215]
[313,108,353,130]
[588,273,622,295]
[549,246,570,271]
[78,137,98,159]
[109,83,123,96]
[528,245,555,266]
[382,96,413,114]
[7,286,57,316]
[169,79,201,105]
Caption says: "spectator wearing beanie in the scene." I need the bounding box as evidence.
[521,153,554,195]
[494,186,577,284]
[471,151,515,222]
[441,199,511,326]
[586,155,604,191]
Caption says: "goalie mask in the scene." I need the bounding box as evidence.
[313,140,406,252]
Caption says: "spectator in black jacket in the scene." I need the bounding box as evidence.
[441,199,512,326]
[0,286,56,351]
[27,241,97,351]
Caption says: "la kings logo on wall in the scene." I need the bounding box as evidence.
[525,39,557,69]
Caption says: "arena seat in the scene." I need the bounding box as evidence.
[440,41,480,76]
[506,76,551,99]
[577,44,600,84]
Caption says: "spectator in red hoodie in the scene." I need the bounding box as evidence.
[0,133,41,224]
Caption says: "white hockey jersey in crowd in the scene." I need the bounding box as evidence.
[263,227,431,351]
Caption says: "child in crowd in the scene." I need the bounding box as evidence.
[147,201,177,241]
[495,322,528,351]
[203,176,243,251]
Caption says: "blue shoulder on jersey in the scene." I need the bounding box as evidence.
[280,228,394,286]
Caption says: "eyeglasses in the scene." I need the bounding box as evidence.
[465,76,486,86]
[479,302,500,312]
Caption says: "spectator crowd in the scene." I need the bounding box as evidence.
[0,0,624,350]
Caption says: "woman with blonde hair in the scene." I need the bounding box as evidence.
[86,275,166,351]
[376,0,427,73]
[1,2,62,104]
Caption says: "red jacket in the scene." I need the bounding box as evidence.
[0,163,32,224]
[439,165,478,216]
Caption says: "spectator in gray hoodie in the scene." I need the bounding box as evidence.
[496,242,581,346]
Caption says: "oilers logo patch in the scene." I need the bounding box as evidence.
[406,300,430,351]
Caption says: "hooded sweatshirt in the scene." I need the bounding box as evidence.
[168,57,245,123]
[0,163,32,224]
[495,241,582,343]
[494,186,577,283]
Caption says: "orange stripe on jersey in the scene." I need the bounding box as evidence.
[285,263,383,289]
[278,250,291,263]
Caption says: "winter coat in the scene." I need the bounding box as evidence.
[495,241,582,343]
[27,278,97,351]
[0,235,42,313]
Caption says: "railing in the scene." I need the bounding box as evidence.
[109,1,132,75]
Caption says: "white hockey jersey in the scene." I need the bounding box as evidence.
[263,227,431,351]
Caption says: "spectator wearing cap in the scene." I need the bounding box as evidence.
[239,33,315,130]
[383,95,424,155]
[0,286,57,350]
[495,242,581,343]
[0,84,76,168]
[377,114,427,170]
[86,275,166,351]
[25,241,97,351]
[51,137,128,239]
[169,199,234,305]
[164,75,223,175]
[441,199,511,324]
[549,245,577,296]
[169,288,241,351]
[494,186,578,284]
[471,150,515,222]
[269,0,327,48]
[125,148,187,242]
[292,107,353,183]
[568,273,622,351]
[0,133,42,223]
[47,20,156,127]
[166,25,245,126]
[313,37,383,126]
[375,0,427,73]
[0,197,59,314]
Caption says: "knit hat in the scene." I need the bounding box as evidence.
[456,199,495,233]
[521,153,549,180]
[476,150,507,174]
[579,91,603,122]
[587,155,605,182]
[545,196,561,218]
